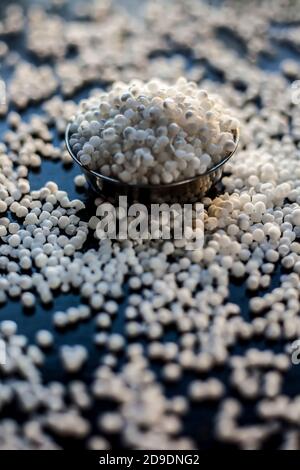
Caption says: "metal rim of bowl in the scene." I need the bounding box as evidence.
[65,123,239,189]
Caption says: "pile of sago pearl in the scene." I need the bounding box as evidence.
[69,78,239,185]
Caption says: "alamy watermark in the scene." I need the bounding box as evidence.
[95,196,204,251]
[290,339,300,365]
[0,339,6,365]
[291,80,300,106]
[0,78,6,106]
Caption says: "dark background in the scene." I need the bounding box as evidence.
[0,0,300,450]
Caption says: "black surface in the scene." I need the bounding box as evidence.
[0,0,300,450]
